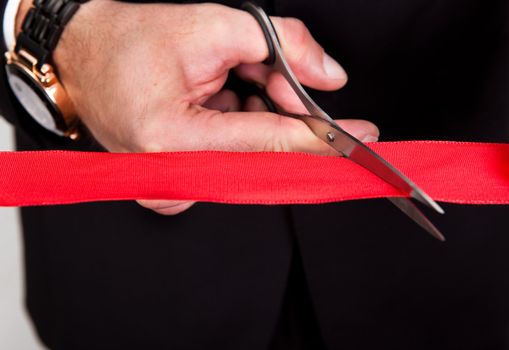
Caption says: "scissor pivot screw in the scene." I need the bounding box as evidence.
[326,132,335,142]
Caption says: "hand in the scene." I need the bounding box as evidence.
[30,0,379,214]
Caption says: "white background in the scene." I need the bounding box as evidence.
[0,117,45,349]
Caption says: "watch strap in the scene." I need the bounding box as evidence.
[15,0,87,70]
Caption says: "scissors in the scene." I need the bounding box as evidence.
[242,2,446,241]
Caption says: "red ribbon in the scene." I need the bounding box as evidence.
[1,141,508,207]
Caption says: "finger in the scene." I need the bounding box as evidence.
[136,115,378,214]
[335,119,380,143]
[234,63,272,86]
[234,67,309,115]
[203,90,241,112]
[222,9,347,91]
[154,107,380,155]
[265,73,307,114]
[137,200,196,216]
[242,89,378,142]
[244,95,270,112]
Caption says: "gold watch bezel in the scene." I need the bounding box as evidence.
[5,49,79,139]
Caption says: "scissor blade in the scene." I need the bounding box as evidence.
[243,3,443,215]
[243,2,445,238]
[388,197,445,241]
[296,114,444,214]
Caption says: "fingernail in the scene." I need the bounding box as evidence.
[361,135,379,143]
[323,53,347,80]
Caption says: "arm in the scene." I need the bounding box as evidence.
[7,0,379,213]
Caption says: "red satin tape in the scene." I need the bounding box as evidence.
[1,141,509,207]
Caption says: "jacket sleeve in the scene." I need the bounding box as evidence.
[0,0,24,128]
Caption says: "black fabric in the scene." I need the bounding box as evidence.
[267,224,326,350]
[2,0,509,349]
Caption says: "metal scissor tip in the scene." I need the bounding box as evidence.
[242,2,446,241]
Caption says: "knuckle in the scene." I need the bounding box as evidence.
[279,116,329,154]
[266,115,302,152]
[210,15,229,39]
[283,17,309,47]
[129,112,182,153]
[142,141,165,153]
[202,4,231,38]
[279,17,311,63]
[132,125,166,153]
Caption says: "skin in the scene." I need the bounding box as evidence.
[16,0,379,215]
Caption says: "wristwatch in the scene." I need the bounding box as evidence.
[4,0,87,139]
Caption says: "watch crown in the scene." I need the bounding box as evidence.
[5,51,13,63]
[40,64,52,74]
[39,64,56,84]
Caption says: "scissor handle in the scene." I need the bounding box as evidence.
[241,2,336,124]
[241,2,279,65]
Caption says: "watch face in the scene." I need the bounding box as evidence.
[5,64,65,136]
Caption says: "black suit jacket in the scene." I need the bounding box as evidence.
[2,0,509,349]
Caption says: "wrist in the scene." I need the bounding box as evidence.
[52,0,122,104]
[7,0,96,138]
